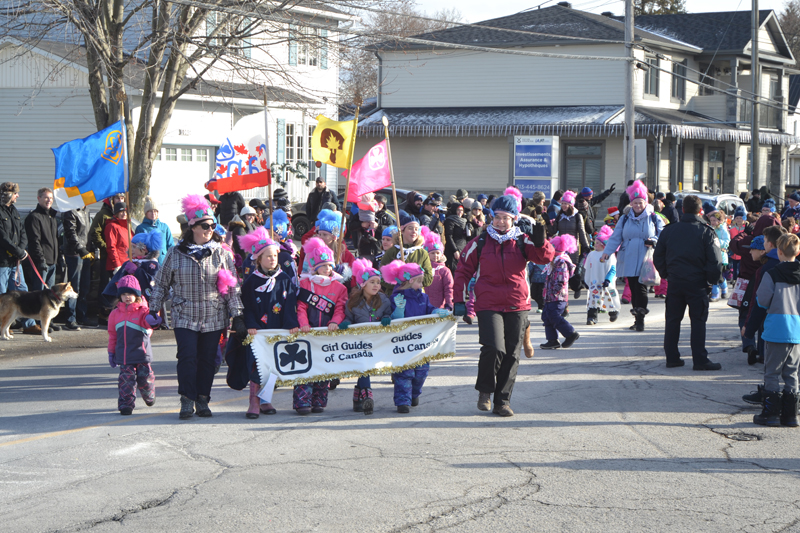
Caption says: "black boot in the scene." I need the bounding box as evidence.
[609,311,619,322]
[635,308,648,331]
[179,395,194,419]
[753,391,782,427]
[742,384,765,405]
[780,390,799,427]
[586,308,598,325]
[353,387,364,412]
[629,308,637,330]
[746,346,759,366]
[329,378,340,390]
[195,395,212,417]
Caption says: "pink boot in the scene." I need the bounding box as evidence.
[246,381,260,419]
[622,279,631,304]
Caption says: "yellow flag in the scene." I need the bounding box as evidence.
[311,115,357,169]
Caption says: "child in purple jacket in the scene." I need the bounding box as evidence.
[422,227,453,310]
[540,235,580,350]
[107,276,155,415]
[382,260,450,413]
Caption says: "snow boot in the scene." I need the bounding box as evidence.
[179,395,194,419]
[246,382,260,419]
[780,391,799,427]
[747,346,759,365]
[753,391,782,427]
[629,307,647,332]
[353,387,364,412]
[362,389,374,416]
[743,384,765,405]
[586,308,598,325]
[609,311,619,322]
[195,395,212,417]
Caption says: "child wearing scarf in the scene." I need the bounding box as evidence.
[238,226,300,419]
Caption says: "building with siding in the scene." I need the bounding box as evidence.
[352,4,799,214]
[0,4,355,232]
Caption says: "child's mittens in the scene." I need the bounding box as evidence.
[453,302,466,316]
[381,317,391,327]
[602,280,610,288]
[232,315,248,339]
[393,294,406,309]
[145,311,162,327]
[338,320,351,330]
[123,262,138,274]
[108,353,117,368]
[434,309,450,318]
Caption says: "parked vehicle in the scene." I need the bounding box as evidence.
[673,191,745,218]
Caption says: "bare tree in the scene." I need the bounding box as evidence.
[780,0,800,67]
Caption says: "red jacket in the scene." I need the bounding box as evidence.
[104,217,129,270]
[297,277,348,328]
[427,262,454,310]
[453,233,554,313]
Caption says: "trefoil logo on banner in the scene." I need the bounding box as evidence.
[274,341,312,375]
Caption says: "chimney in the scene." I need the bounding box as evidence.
[557,1,572,7]
[601,11,615,17]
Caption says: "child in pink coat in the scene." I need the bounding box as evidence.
[422,227,453,310]
[295,237,348,415]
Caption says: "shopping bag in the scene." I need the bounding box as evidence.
[727,278,749,308]
[638,248,661,286]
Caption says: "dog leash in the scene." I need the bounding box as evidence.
[26,255,49,290]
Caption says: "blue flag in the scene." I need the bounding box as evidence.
[52,120,128,211]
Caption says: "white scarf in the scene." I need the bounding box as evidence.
[394,244,424,260]
[300,271,344,286]
[254,268,282,293]
[487,225,522,244]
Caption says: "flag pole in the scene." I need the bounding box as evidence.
[382,116,403,262]
[119,99,132,262]
[336,104,360,263]
[263,88,274,237]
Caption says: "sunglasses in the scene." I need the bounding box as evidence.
[195,222,217,230]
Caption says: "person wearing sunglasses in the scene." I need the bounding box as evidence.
[148,194,245,420]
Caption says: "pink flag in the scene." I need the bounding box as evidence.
[343,140,392,202]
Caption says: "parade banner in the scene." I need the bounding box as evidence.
[245,315,457,389]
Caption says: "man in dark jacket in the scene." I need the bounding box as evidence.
[418,195,443,235]
[574,184,615,235]
[661,193,679,224]
[218,191,246,227]
[746,190,763,214]
[63,206,94,328]
[24,187,59,291]
[654,195,724,371]
[305,178,339,223]
[0,182,36,332]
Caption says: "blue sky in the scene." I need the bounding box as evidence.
[417,0,787,23]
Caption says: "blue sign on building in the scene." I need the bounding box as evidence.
[515,178,554,199]
[513,136,558,178]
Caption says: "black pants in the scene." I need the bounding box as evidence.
[530,282,544,310]
[664,283,709,365]
[175,328,224,401]
[475,310,527,407]
[627,276,649,309]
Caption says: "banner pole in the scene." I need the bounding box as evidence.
[263,88,274,236]
[120,99,132,262]
[382,116,403,262]
[336,105,360,263]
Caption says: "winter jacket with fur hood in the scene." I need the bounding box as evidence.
[107,300,153,365]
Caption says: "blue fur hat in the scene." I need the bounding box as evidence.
[790,192,800,203]
[702,201,717,215]
[762,199,776,212]
[382,225,398,238]
[476,194,488,201]
[733,205,746,219]
[316,209,342,236]
[214,224,227,237]
[270,209,290,239]
[397,209,419,228]
[131,231,163,253]
[490,195,519,217]
[750,235,765,250]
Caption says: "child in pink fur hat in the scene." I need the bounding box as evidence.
[540,235,580,350]
[583,226,621,325]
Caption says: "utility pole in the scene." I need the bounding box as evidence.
[624,0,635,185]
[751,0,760,191]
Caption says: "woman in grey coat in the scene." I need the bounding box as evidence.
[601,181,664,331]
[549,190,590,301]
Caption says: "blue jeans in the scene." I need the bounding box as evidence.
[65,256,91,323]
[28,264,56,291]
[0,266,35,328]
[710,277,728,299]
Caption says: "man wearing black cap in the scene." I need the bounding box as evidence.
[305,177,339,223]
[219,191,245,227]
[419,195,443,235]
[746,190,763,214]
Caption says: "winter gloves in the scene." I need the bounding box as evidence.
[434,309,450,318]
[123,262,138,274]
[232,315,248,339]
[108,353,117,368]
[145,310,162,327]
[338,320,351,330]
[453,302,466,316]
[530,223,547,248]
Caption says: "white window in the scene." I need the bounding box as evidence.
[285,123,295,162]
[165,148,177,161]
[197,148,208,162]
[307,125,316,181]
[643,55,659,97]
[181,148,192,162]
[298,27,320,66]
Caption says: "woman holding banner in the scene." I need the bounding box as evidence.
[453,191,554,417]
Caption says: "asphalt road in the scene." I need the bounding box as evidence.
[1,298,799,532]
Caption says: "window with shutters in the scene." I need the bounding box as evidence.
[563,143,604,193]
[289,24,329,69]
[206,12,251,58]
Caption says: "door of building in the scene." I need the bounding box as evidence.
[708,148,724,193]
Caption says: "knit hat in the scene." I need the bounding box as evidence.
[182,194,216,225]
[240,205,256,217]
[131,231,164,254]
[762,199,776,212]
[320,201,338,212]
[143,196,158,213]
[461,197,474,210]
[491,195,520,218]
[117,275,141,298]
[398,209,420,229]
[249,198,267,210]
[352,258,381,287]
[469,199,483,210]
[303,237,335,271]
[412,192,424,203]
[382,225,399,238]
[580,187,593,198]
[790,192,800,203]
[626,180,649,203]
[734,205,746,219]
[214,224,227,237]
[421,226,444,253]
[476,194,488,202]
[750,235,765,250]
[270,209,290,239]
[703,201,717,216]
[607,206,620,216]
[655,192,665,200]
[381,259,424,285]
[455,189,469,201]
[272,188,288,200]
[358,209,376,223]
[550,234,578,254]
[503,187,524,213]
[560,190,577,206]
[113,201,127,214]
[316,209,343,236]
[238,226,279,258]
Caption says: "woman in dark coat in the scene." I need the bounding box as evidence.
[444,202,470,272]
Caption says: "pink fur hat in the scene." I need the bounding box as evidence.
[381,260,424,285]
[182,194,216,225]
[238,226,278,259]
[421,226,443,253]
[303,237,335,271]
[561,190,577,206]
[550,234,578,254]
[352,258,381,287]
[626,180,649,203]
[595,225,614,244]
[503,187,524,213]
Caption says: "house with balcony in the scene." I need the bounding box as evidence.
[0,3,355,230]
[352,3,798,210]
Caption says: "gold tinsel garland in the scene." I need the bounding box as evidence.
[243,315,458,387]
